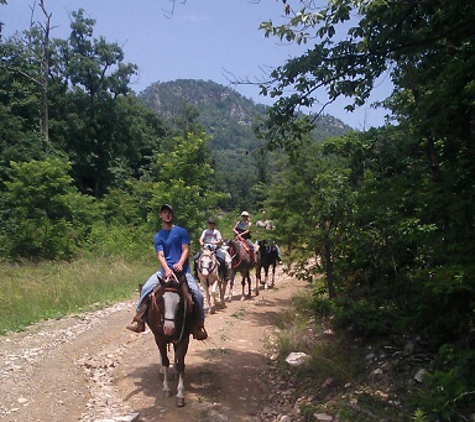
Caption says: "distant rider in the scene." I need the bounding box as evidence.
[233,211,256,265]
[194,217,230,281]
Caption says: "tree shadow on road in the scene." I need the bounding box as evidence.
[125,347,264,422]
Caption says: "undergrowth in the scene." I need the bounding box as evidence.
[268,285,475,421]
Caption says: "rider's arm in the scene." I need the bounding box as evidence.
[157,250,172,277]
[199,229,206,246]
[215,230,223,245]
[173,243,189,273]
[233,222,240,236]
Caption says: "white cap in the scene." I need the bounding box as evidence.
[241,211,250,217]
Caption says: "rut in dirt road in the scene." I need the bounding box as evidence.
[0,269,306,422]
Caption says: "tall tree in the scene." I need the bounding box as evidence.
[260,0,474,145]
[57,9,139,196]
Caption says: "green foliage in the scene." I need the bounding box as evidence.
[330,297,398,339]
[413,346,475,421]
[412,409,428,422]
[83,222,151,261]
[1,157,98,260]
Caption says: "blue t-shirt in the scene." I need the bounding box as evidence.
[154,225,191,274]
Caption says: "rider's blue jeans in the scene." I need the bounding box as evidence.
[136,269,205,320]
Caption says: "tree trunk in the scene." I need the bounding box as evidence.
[323,221,336,299]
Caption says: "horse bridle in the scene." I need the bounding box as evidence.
[157,272,188,343]
[198,252,218,274]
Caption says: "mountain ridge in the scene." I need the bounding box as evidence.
[137,79,352,151]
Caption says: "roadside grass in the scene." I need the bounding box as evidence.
[273,289,364,382]
[0,257,157,335]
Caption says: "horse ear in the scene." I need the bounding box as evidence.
[158,275,166,288]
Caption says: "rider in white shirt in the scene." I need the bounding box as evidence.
[200,217,222,249]
[194,217,230,281]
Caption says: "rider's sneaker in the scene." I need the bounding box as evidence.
[126,320,145,333]
[193,327,208,341]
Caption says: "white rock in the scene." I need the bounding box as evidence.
[314,413,333,421]
[280,416,292,422]
[115,413,141,422]
[285,352,311,366]
[414,368,427,382]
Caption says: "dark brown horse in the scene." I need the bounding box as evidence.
[145,271,195,407]
[227,238,260,301]
[256,239,279,291]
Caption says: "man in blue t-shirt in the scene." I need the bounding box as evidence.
[126,204,207,340]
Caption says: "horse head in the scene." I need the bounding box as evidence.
[156,272,190,340]
[198,249,218,278]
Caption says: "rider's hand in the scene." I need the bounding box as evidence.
[173,262,183,273]
[164,267,174,279]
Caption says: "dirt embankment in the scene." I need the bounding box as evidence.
[0,268,307,422]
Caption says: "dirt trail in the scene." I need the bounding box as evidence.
[0,268,307,422]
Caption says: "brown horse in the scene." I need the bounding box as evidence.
[145,271,195,407]
[227,238,260,301]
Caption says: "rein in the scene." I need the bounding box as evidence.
[198,253,219,274]
[153,272,188,343]
[229,240,245,268]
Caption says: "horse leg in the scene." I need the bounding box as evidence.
[256,265,263,285]
[161,365,172,397]
[240,275,246,301]
[156,340,172,397]
[174,340,189,407]
[201,277,212,314]
[227,272,235,302]
[254,272,259,297]
[219,278,227,308]
[176,373,185,407]
[271,263,276,287]
[210,278,219,313]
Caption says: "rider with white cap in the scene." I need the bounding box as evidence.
[233,211,256,265]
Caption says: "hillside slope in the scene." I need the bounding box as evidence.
[138,79,353,209]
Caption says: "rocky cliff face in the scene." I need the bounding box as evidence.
[138,79,261,127]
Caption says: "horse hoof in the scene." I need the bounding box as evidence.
[210,307,216,314]
[176,397,185,407]
[163,390,172,398]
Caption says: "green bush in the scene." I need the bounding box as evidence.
[412,345,475,421]
[83,222,152,261]
[1,158,99,260]
[330,297,398,339]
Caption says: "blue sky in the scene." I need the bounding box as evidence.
[2,0,391,129]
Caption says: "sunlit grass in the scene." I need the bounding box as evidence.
[0,257,157,334]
